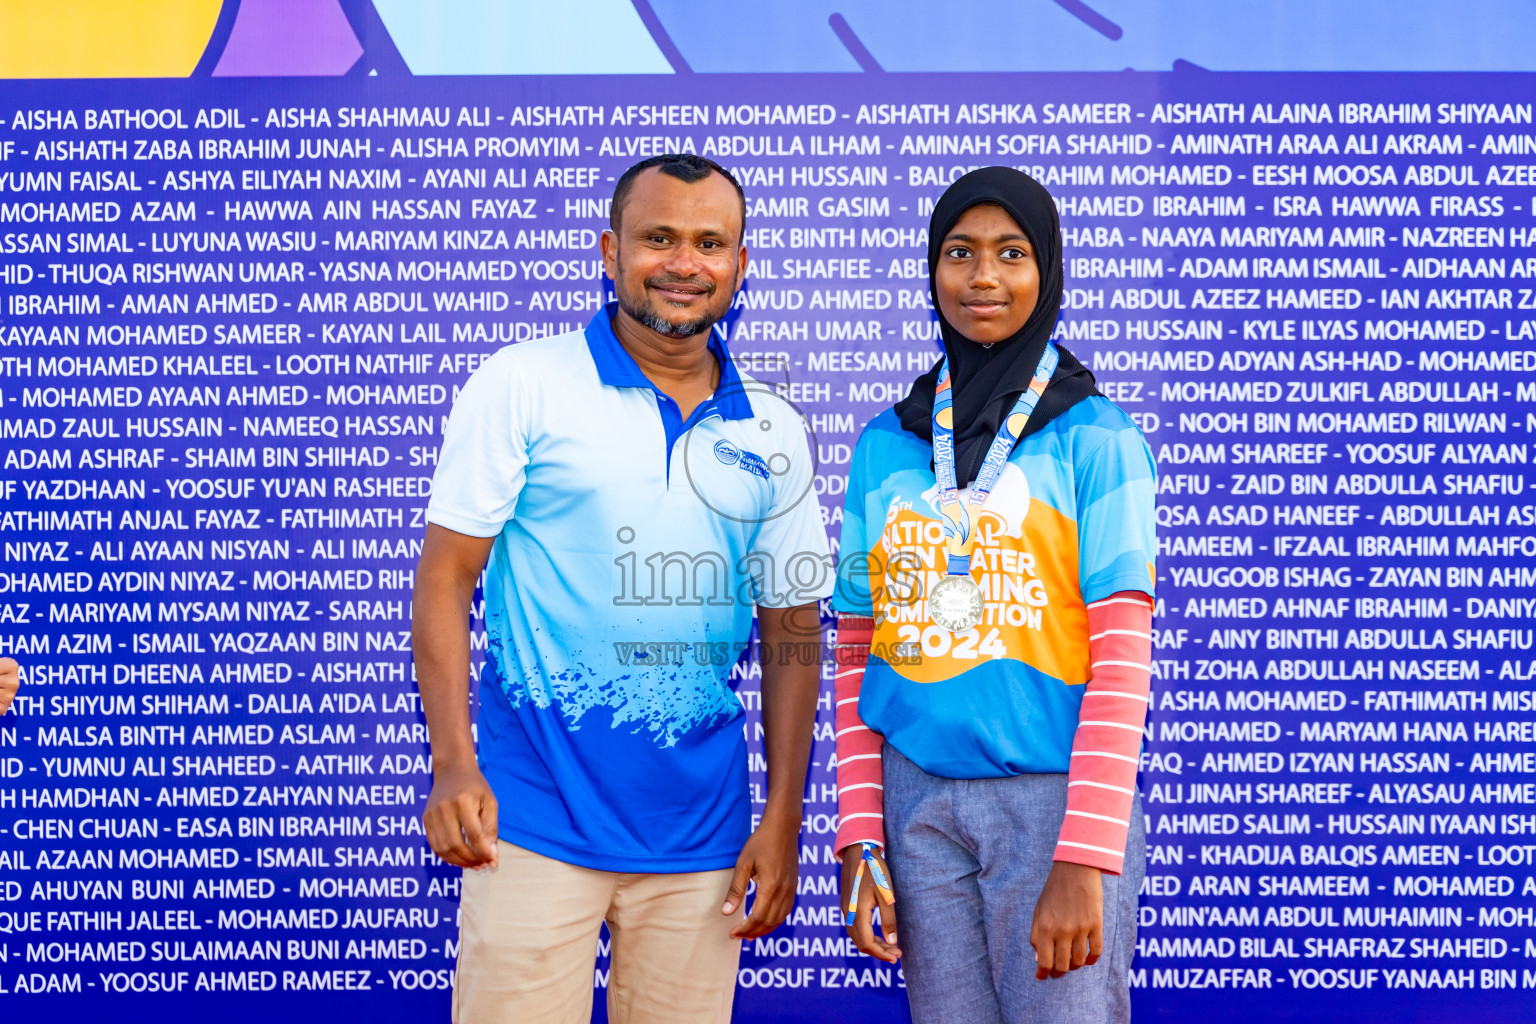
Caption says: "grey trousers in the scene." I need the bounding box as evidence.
[884,746,1146,1024]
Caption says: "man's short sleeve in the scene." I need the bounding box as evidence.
[426,350,529,538]
[746,417,833,609]
[832,435,875,617]
[1077,424,1157,604]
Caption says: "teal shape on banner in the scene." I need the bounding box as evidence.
[371,0,674,75]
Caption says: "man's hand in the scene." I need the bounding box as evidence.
[422,762,499,870]
[723,809,798,939]
[840,845,900,962]
[1031,860,1103,980]
[724,602,822,939]
[413,525,497,870]
[0,657,17,716]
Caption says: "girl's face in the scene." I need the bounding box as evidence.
[933,203,1040,346]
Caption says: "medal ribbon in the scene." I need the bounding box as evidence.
[932,343,1058,576]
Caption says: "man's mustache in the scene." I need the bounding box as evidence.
[645,274,715,296]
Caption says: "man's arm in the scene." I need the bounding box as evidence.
[722,602,822,938]
[413,524,499,870]
[0,657,17,716]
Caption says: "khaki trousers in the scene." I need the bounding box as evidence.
[454,840,742,1024]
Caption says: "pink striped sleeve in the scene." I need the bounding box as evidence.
[1054,591,1153,875]
[833,614,885,853]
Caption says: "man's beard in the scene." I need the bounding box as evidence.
[635,304,714,339]
[616,270,733,339]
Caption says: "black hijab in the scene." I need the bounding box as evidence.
[894,167,1099,485]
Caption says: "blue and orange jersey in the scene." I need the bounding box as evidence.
[832,397,1157,780]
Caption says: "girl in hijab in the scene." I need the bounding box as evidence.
[832,167,1156,1024]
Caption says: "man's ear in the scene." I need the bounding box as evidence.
[600,228,620,281]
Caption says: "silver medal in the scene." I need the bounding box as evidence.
[924,347,1056,638]
[929,576,983,633]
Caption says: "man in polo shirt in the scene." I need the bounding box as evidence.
[413,154,831,1024]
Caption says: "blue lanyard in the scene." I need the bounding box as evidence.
[932,343,1058,576]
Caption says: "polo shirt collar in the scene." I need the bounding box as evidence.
[584,303,753,421]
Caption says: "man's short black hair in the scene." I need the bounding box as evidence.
[609,154,746,242]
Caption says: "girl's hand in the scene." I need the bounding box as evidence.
[1030,860,1103,979]
[840,844,901,962]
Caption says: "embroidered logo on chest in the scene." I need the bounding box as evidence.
[715,440,770,479]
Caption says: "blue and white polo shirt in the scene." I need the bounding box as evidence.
[427,305,833,872]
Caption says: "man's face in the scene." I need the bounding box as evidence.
[601,168,747,340]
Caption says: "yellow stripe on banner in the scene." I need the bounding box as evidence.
[0,0,221,78]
